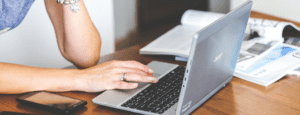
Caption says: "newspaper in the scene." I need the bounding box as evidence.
[284,36,300,47]
[284,37,300,76]
[247,18,300,76]
[248,18,300,39]
[236,37,283,70]
[287,51,300,76]
[234,43,300,86]
[288,67,300,76]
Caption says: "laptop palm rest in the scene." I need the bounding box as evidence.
[92,61,178,107]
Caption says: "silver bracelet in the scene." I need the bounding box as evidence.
[56,0,80,12]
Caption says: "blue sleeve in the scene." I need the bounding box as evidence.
[0,0,35,34]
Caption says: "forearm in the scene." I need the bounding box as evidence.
[0,63,78,94]
[45,0,101,69]
[0,60,158,94]
[61,0,101,68]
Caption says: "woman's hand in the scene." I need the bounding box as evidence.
[74,60,158,92]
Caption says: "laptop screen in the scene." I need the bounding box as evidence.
[177,1,252,115]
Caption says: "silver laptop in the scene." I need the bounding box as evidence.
[92,1,252,115]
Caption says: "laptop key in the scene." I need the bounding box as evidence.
[136,104,151,111]
[152,102,171,113]
[121,66,186,113]
[121,102,132,107]
[148,103,159,108]
[129,102,142,108]
[136,102,155,111]
[158,107,168,114]
[151,107,162,113]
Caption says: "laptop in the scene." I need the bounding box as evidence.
[92,1,253,115]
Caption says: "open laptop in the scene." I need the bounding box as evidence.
[92,1,253,115]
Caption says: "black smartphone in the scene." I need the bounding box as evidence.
[16,91,87,114]
[0,111,35,115]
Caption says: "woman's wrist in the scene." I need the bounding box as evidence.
[56,0,81,12]
[70,69,89,92]
[37,69,82,92]
[72,69,106,92]
[66,69,83,92]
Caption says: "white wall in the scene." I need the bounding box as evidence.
[113,0,231,40]
[113,0,137,40]
[112,0,230,40]
[231,0,300,23]
[85,0,115,55]
[210,0,230,14]
[0,0,115,68]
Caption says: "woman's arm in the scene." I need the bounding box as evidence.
[0,1,159,94]
[0,61,157,94]
[0,62,76,94]
[44,0,101,69]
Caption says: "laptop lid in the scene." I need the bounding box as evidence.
[176,1,252,115]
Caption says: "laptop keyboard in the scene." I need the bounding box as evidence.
[121,66,185,114]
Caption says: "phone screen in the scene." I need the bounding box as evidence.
[23,92,81,110]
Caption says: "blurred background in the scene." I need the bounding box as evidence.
[0,0,299,68]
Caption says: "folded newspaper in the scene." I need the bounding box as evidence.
[234,43,300,86]
[288,67,300,76]
[284,37,300,76]
[236,37,283,70]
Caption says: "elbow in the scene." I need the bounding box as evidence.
[61,33,102,69]
[63,50,101,69]
[74,54,100,69]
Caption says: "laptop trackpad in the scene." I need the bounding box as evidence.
[92,61,178,106]
[92,82,151,106]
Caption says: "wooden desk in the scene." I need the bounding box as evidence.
[1,12,300,115]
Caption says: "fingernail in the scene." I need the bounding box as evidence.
[147,77,154,81]
[132,83,138,87]
[148,69,154,73]
[147,77,158,82]
[153,78,158,82]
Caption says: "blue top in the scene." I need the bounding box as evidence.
[0,0,35,33]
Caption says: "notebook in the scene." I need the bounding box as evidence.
[92,1,253,115]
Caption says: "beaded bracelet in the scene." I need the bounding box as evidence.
[56,0,80,12]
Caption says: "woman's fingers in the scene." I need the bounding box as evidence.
[112,81,138,89]
[123,73,158,83]
[76,60,159,92]
[109,60,154,74]
[113,73,158,83]
[106,67,150,76]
